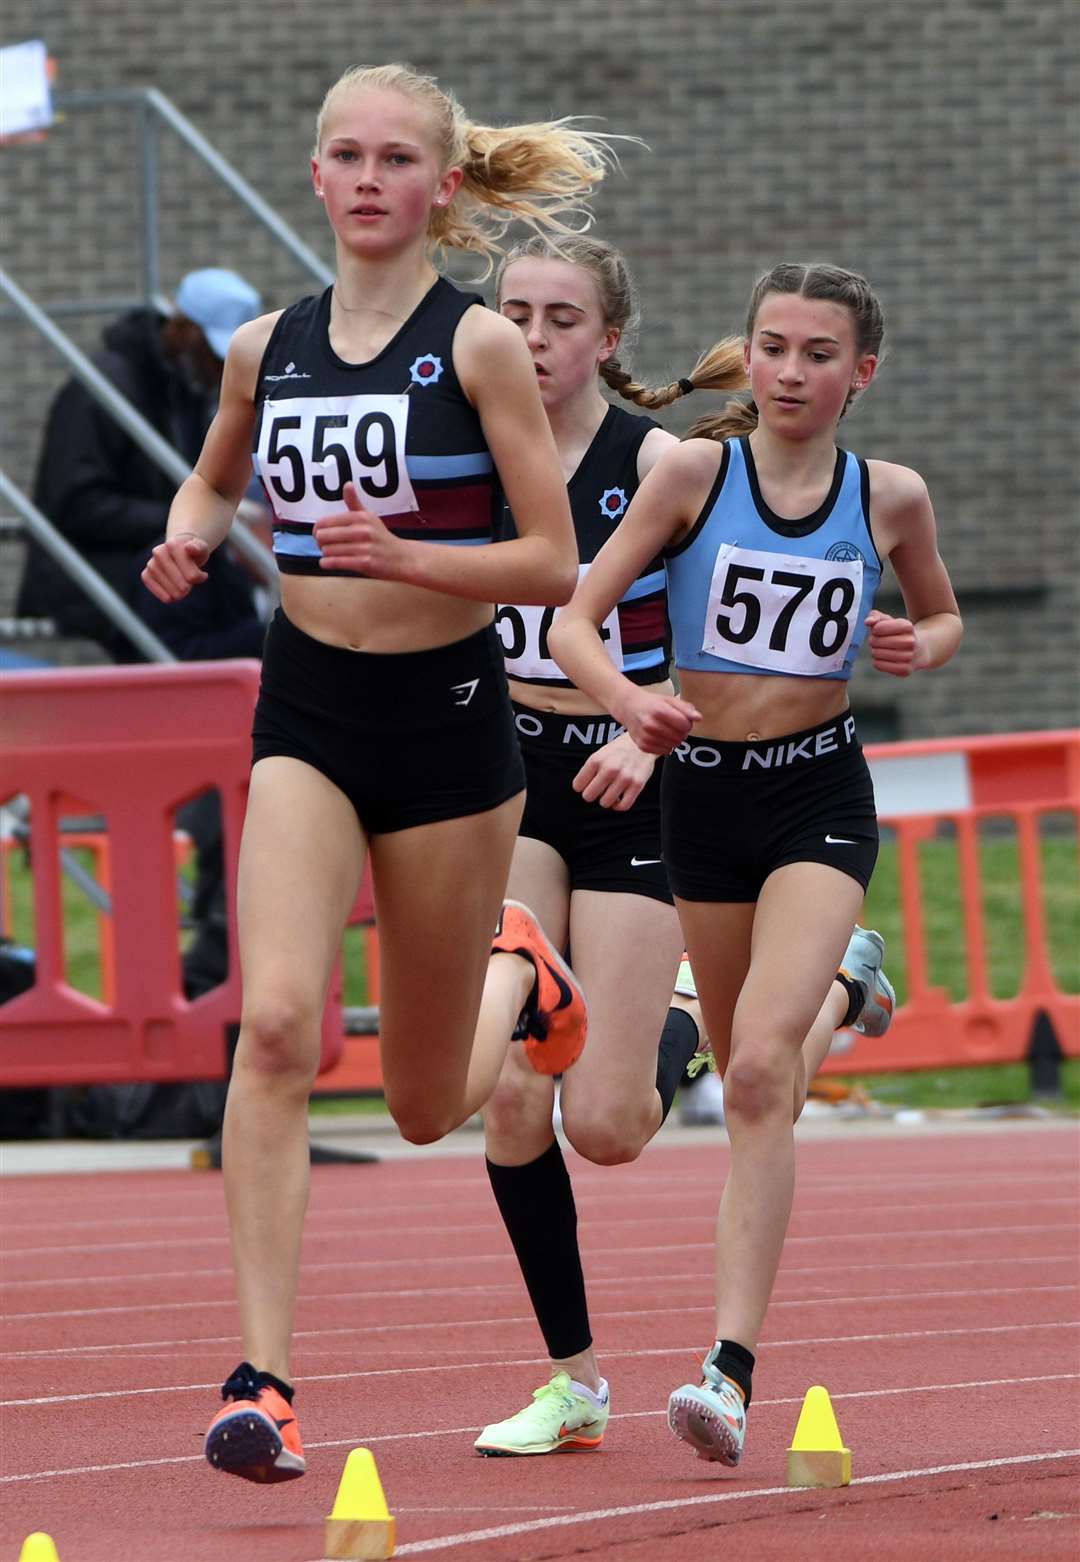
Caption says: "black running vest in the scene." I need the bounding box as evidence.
[497,404,670,686]
[252,279,499,576]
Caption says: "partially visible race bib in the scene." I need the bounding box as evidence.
[496,563,623,680]
[702,541,862,675]
[255,393,418,522]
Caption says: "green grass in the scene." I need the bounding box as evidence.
[831,1059,1080,1112]
[309,1093,389,1116]
[861,826,1079,1003]
[2,842,375,1006]
[5,827,1077,1111]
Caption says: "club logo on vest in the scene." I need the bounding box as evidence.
[410,354,444,387]
[599,487,628,520]
[826,540,865,564]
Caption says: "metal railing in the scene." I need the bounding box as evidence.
[2,85,336,658]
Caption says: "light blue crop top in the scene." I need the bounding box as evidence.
[664,436,882,681]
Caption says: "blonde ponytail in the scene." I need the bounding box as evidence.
[316,64,625,274]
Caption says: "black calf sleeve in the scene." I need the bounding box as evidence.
[655,1007,701,1123]
[486,1140,592,1360]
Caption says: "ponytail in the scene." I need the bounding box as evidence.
[434,119,617,270]
[602,336,749,428]
[316,65,627,275]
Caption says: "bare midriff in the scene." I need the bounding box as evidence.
[678,668,851,743]
[280,574,494,654]
[508,675,676,717]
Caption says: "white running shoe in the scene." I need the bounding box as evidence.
[667,1352,746,1465]
[679,1068,725,1125]
[840,925,896,1037]
[475,1370,608,1455]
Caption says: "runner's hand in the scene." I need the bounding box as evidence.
[141,533,210,602]
[573,731,656,811]
[314,482,411,579]
[866,609,920,677]
[615,689,701,756]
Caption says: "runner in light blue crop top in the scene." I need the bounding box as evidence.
[664,435,882,681]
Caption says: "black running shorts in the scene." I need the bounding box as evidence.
[252,609,525,834]
[661,714,879,902]
[514,704,673,904]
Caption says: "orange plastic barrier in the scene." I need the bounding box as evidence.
[821,728,1080,1074]
[318,730,1079,1094]
[3,678,1074,1094]
[0,661,343,1087]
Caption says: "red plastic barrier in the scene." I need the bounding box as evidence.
[0,661,343,1087]
[316,730,1079,1094]
[2,674,1074,1093]
[822,728,1080,1074]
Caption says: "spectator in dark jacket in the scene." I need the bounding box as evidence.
[16,267,262,654]
[132,528,269,663]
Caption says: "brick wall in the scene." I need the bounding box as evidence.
[3,0,1077,733]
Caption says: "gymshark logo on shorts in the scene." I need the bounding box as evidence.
[449,677,479,706]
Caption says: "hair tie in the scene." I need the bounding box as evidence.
[677,377,695,396]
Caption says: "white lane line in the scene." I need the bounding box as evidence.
[4,1250,1074,1356]
[2,1161,1076,1225]
[1,1285,1074,1367]
[371,1450,1080,1557]
[8,1224,1080,1299]
[4,1192,1075,1260]
[2,1222,1075,1300]
[2,1377,1076,1485]
[3,1323,1077,1409]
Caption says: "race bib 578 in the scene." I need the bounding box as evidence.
[702,542,862,676]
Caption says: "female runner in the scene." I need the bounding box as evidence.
[551,261,960,1465]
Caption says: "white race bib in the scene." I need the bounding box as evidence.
[701,542,862,675]
[497,563,623,680]
[255,393,418,522]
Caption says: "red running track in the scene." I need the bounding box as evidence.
[2,1123,1078,1561]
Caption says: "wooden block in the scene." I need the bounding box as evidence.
[786,1447,852,1488]
[324,1515,395,1559]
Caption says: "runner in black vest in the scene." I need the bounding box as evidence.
[142,62,623,1487]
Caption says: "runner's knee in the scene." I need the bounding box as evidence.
[386,1089,463,1146]
[722,1045,794,1125]
[236,995,322,1088]
[563,1098,651,1166]
[483,1066,553,1152]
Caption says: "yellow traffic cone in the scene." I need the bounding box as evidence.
[19,1537,61,1562]
[786,1385,851,1487]
[324,1447,395,1559]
